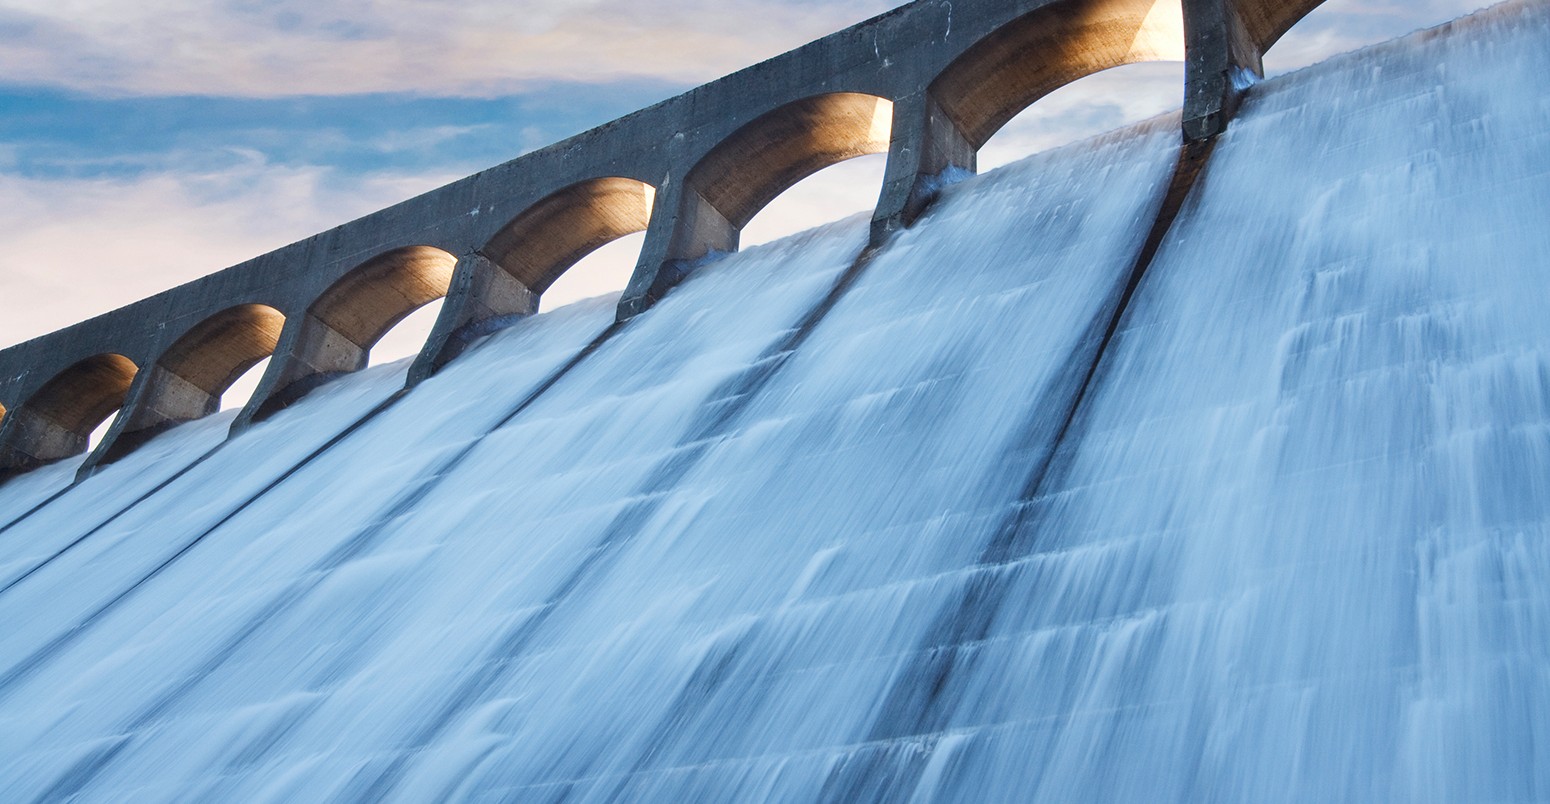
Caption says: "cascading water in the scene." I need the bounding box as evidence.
[0,4,1546,800]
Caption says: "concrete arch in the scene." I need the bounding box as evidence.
[686,92,895,235]
[0,0,1363,435]
[930,0,1187,150]
[82,304,285,472]
[405,179,657,384]
[616,91,895,319]
[242,246,457,422]
[158,304,286,404]
[484,177,657,296]
[311,245,459,352]
[0,353,137,474]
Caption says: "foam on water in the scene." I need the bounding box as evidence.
[964,5,1550,800]
[0,4,1546,800]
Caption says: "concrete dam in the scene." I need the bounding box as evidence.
[0,0,1548,800]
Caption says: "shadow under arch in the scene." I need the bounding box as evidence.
[0,353,137,475]
[485,177,656,300]
[255,245,457,418]
[91,304,285,468]
[405,178,657,383]
[671,91,895,264]
[311,245,458,353]
[930,0,1187,151]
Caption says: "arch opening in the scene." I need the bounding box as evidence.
[369,299,446,367]
[1230,0,1327,66]
[740,152,889,249]
[2,353,137,469]
[1258,0,1478,74]
[485,177,657,303]
[541,230,648,311]
[222,356,270,412]
[73,304,285,470]
[929,0,1186,152]
[253,245,456,415]
[675,92,893,262]
[310,245,458,354]
[159,304,287,409]
[87,416,115,452]
[978,61,1186,171]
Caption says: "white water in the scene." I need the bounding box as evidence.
[0,4,1547,800]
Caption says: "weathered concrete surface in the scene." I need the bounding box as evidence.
[84,304,285,471]
[1,354,138,473]
[232,245,457,428]
[1183,0,1265,140]
[0,0,1337,478]
[409,178,654,384]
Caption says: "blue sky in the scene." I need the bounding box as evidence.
[0,0,1488,357]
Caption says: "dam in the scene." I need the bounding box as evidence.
[0,0,1548,800]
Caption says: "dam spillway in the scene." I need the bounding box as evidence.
[1,3,1549,800]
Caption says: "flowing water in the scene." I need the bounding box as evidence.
[0,4,1547,800]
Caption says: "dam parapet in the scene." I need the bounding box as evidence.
[0,0,1335,478]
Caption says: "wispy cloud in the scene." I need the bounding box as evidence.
[979,62,1185,170]
[0,0,1503,354]
[0,0,897,97]
[1265,0,1491,71]
[0,159,456,348]
[0,85,672,185]
[0,0,1493,99]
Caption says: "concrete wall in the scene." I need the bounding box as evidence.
[0,0,1327,479]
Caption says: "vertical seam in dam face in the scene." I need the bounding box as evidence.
[816,135,1220,802]
[0,321,626,694]
[0,440,229,590]
[1013,135,1220,509]
[345,235,899,799]
[3,1,1541,796]
[0,482,76,536]
[9,320,632,799]
[0,389,400,656]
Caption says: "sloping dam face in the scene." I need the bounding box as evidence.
[1,6,1548,801]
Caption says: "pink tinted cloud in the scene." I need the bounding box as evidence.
[0,161,456,348]
[0,0,1501,353]
[0,0,897,97]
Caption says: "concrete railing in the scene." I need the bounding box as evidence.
[0,0,1325,480]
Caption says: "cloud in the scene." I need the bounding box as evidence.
[741,154,889,248]
[0,0,1504,357]
[0,0,897,98]
[1263,0,1493,72]
[0,0,1495,99]
[0,158,456,349]
[978,62,1186,171]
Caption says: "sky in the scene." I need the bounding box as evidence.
[0,0,1491,379]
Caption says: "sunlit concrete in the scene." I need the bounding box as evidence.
[238,247,456,424]
[408,178,656,385]
[690,94,893,235]
[627,93,894,312]
[933,0,1186,148]
[487,178,656,295]
[81,305,285,474]
[1234,0,1327,54]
